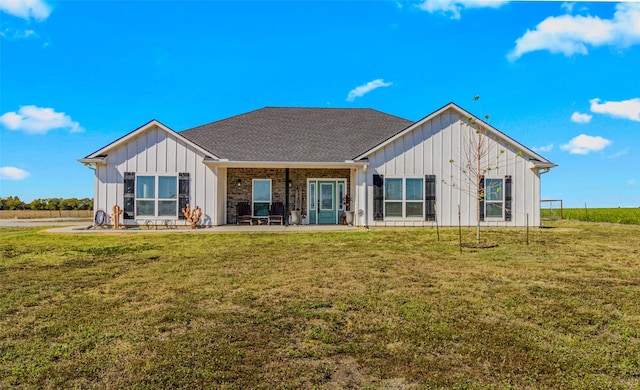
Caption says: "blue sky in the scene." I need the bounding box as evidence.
[1,0,639,208]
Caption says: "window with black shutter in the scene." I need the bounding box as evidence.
[425,175,436,221]
[123,172,135,219]
[373,174,384,221]
[178,173,190,220]
[504,175,512,221]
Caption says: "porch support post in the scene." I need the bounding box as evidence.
[285,168,290,225]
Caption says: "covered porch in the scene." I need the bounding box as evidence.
[220,165,361,225]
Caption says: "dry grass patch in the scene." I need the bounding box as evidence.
[1,222,639,388]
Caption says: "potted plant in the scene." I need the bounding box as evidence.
[290,187,301,225]
[343,193,354,226]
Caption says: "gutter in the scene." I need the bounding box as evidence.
[529,159,557,175]
[203,159,369,170]
[78,156,107,167]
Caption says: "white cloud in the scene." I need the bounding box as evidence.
[416,0,508,19]
[0,27,37,39]
[508,3,640,60]
[609,148,629,159]
[0,166,30,181]
[628,178,636,186]
[560,134,611,155]
[533,144,554,153]
[571,111,592,123]
[346,79,393,102]
[0,105,84,134]
[0,0,52,21]
[561,2,575,14]
[590,98,640,122]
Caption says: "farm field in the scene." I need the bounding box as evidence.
[562,207,640,225]
[1,221,639,388]
[541,207,640,225]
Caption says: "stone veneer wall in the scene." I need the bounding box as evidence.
[226,168,351,224]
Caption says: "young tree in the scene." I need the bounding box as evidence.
[446,96,520,244]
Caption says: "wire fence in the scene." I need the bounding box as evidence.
[540,199,563,220]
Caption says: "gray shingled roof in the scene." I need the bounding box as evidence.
[179,107,413,162]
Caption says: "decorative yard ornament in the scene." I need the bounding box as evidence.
[111,205,123,229]
[182,204,203,229]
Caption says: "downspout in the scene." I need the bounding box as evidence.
[363,164,369,228]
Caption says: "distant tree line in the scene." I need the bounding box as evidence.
[0,196,93,211]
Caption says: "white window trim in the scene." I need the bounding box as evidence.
[484,177,505,220]
[384,176,425,219]
[252,179,272,217]
[135,174,179,219]
[306,178,347,225]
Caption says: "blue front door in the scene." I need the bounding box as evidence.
[318,182,335,224]
[308,179,346,224]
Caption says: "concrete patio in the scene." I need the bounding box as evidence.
[0,218,358,233]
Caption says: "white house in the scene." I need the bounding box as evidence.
[79,102,556,228]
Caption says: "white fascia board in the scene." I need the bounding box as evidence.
[83,119,220,161]
[529,160,558,170]
[77,156,107,166]
[203,159,368,169]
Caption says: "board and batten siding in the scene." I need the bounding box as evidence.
[362,108,542,227]
[94,125,220,226]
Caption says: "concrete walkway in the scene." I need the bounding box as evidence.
[0,218,358,233]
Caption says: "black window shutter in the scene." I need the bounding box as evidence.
[479,175,485,222]
[123,172,135,219]
[504,175,512,221]
[178,173,190,220]
[373,174,384,221]
[425,175,436,221]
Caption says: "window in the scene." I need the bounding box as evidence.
[252,179,271,217]
[320,183,334,210]
[405,178,424,217]
[384,178,402,217]
[384,177,424,218]
[484,178,504,219]
[135,175,177,217]
[309,182,316,210]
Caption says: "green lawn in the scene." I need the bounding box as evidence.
[1,222,639,389]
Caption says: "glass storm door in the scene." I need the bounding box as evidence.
[317,181,336,224]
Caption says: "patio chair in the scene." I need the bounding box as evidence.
[236,201,253,225]
[268,201,284,225]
